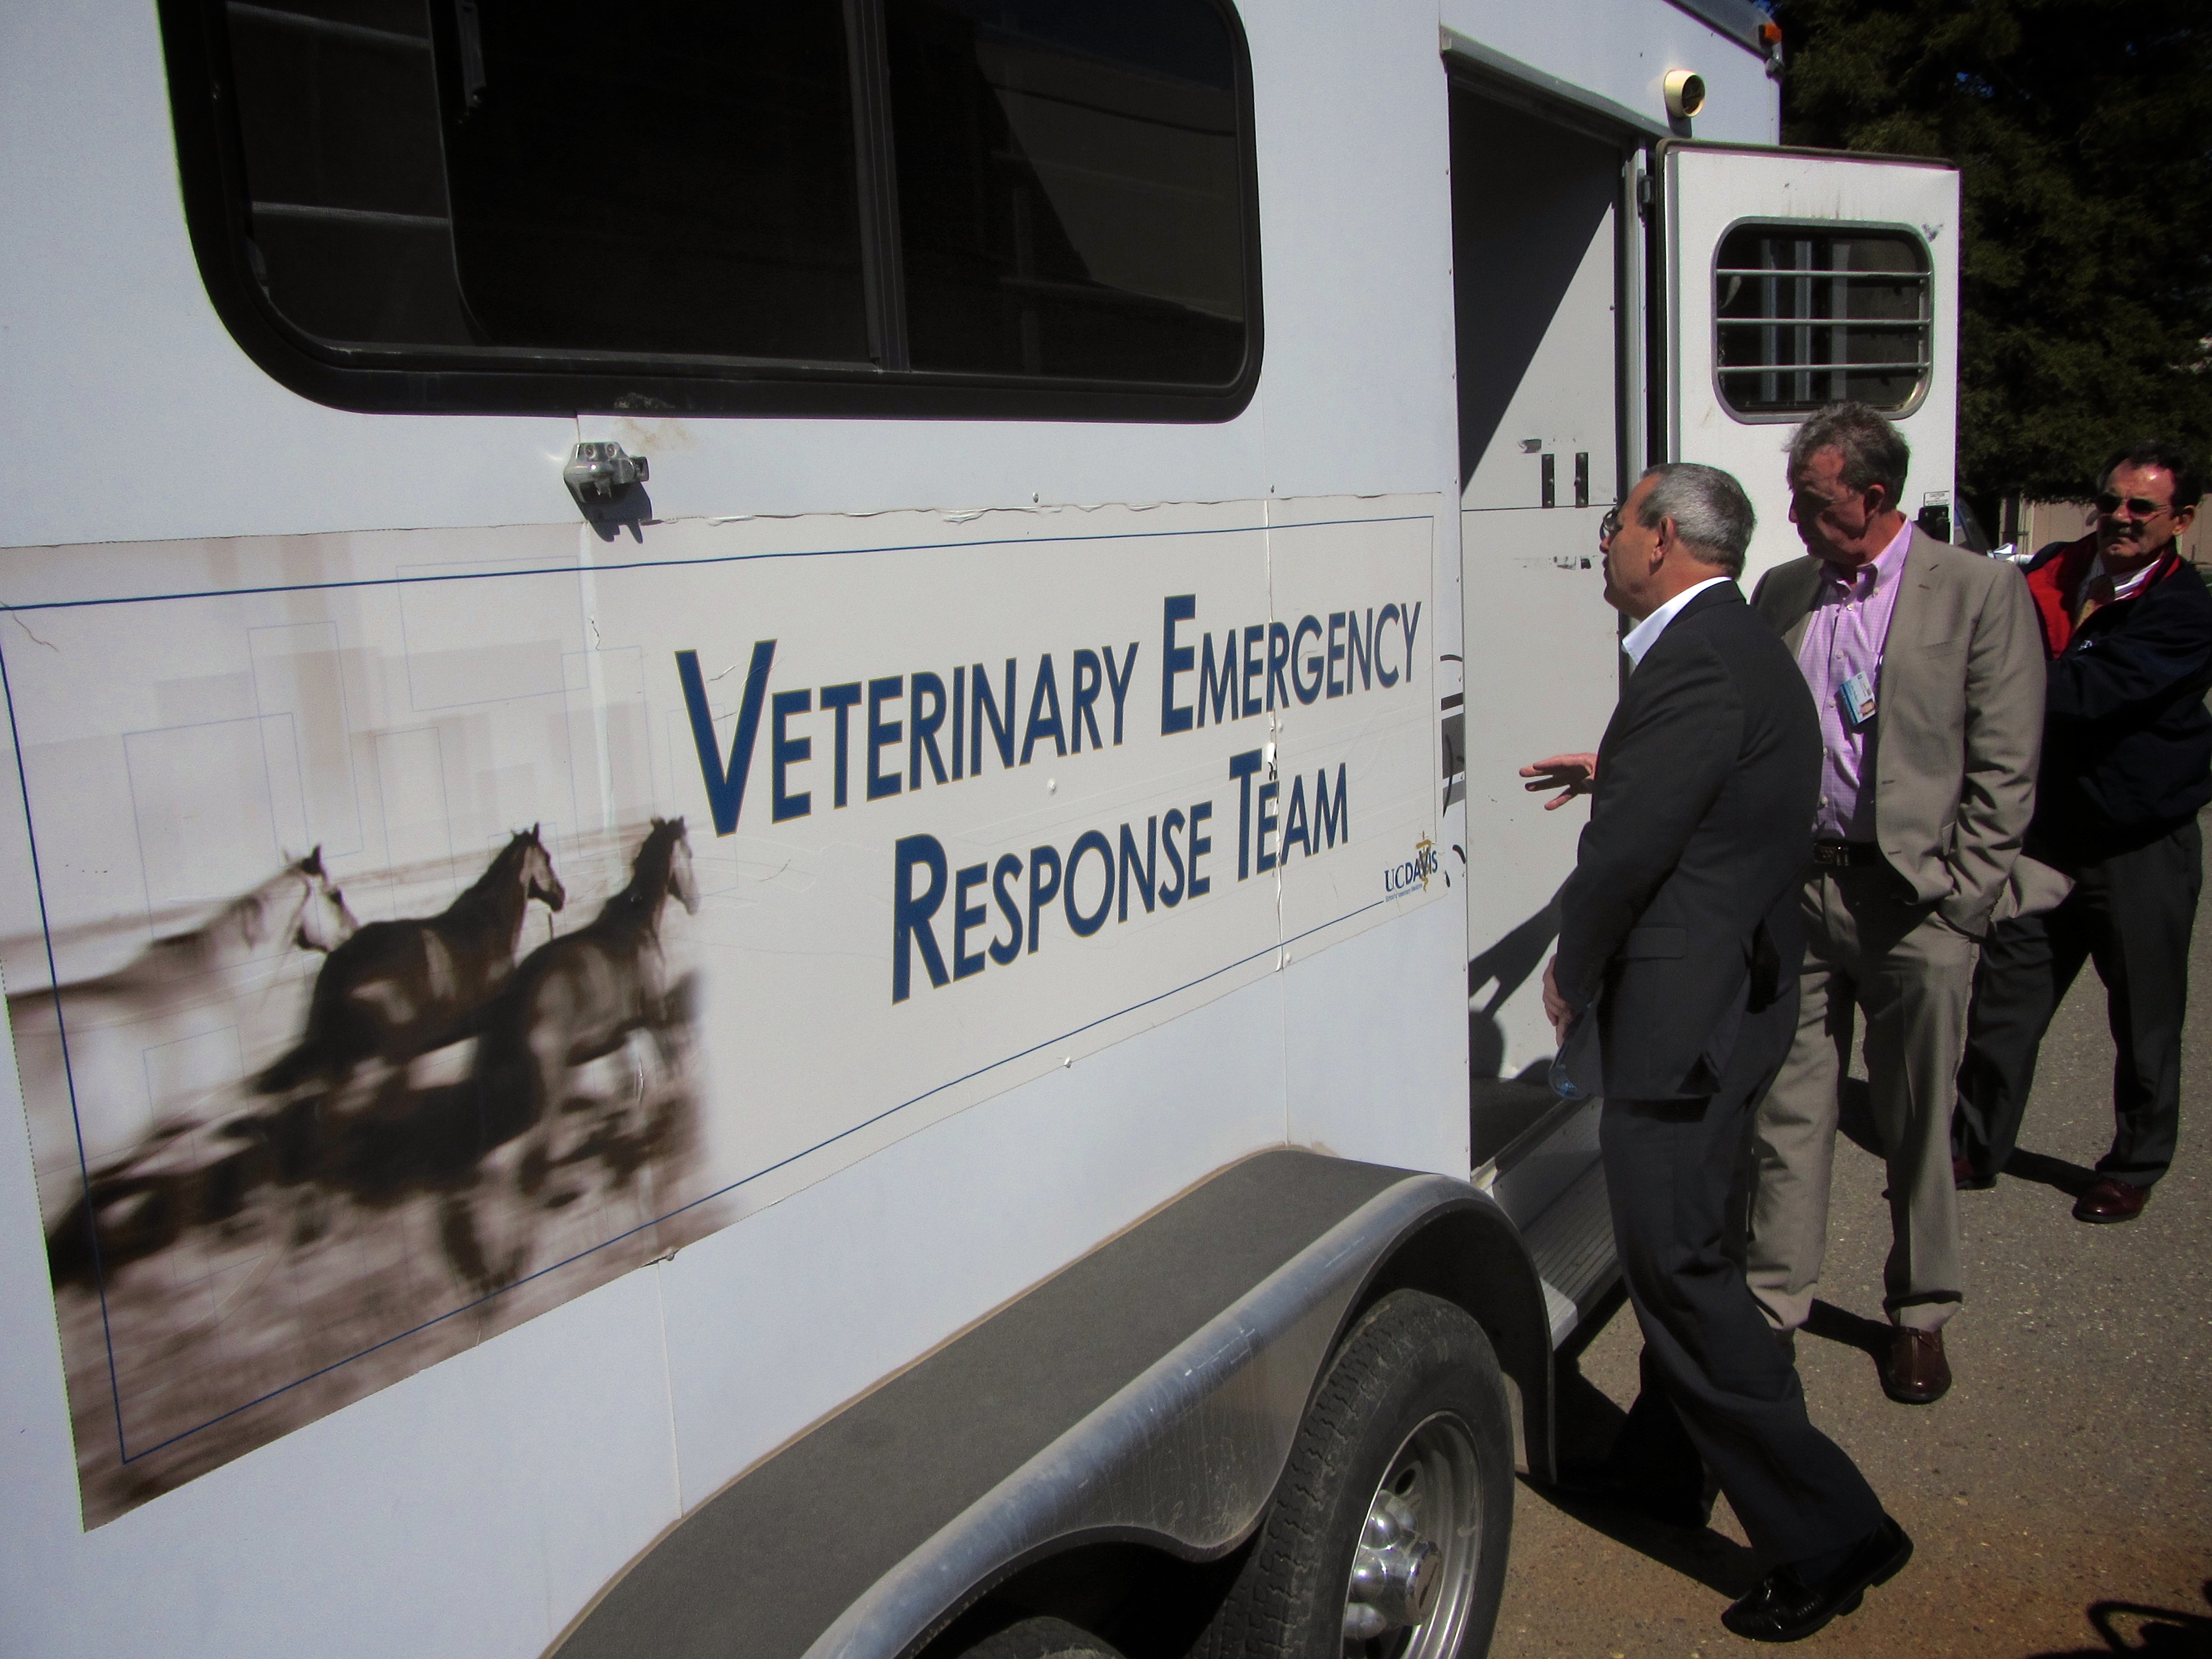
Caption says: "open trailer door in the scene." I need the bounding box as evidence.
[1653,140,1961,589]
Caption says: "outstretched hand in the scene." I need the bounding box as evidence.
[1519,752,1599,811]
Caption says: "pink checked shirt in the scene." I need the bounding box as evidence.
[1797,520,1913,841]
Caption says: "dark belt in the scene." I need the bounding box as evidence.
[1811,840,1882,869]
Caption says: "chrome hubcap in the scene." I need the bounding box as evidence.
[1341,1413,1482,1659]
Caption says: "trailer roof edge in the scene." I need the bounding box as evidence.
[1662,0,1776,56]
[1439,28,1670,143]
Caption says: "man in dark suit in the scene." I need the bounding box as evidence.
[1955,441,2212,1220]
[1532,462,1908,1644]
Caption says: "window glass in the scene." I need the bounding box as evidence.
[224,0,470,345]
[179,0,1255,408]
[221,0,870,362]
[887,0,1248,384]
[1713,226,1931,418]
[441,2,870,362]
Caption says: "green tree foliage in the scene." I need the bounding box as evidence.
[1771,0,2212,508]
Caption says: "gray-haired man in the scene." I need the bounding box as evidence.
[1527,463,1908,1645]
[1745,403,2044,1404]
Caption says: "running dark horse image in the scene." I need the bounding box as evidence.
[447,817,699,1291]
[255,827,565,1105]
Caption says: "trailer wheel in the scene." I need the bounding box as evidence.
[1201,1290,1513,1659]
[958,1615,1125,1659]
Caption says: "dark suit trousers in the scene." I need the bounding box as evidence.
[1955,818,2202,1187]
[1601,991,1884,1562]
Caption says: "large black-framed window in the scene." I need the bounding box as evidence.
[160,0,1261,419]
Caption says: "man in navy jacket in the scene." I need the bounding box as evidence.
[1533,462,1906,1644]
[1954,441,2212,1220]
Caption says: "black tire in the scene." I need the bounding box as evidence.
[959,1615,1125,1659]
[1198,1290,1514,1659]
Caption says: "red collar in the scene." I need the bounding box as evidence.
[2023,536,2178,657]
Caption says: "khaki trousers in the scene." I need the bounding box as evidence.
[1748,864,1975,1333]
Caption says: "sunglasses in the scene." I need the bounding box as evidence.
[1599,505,1622,543]
[2097,492,2173,520]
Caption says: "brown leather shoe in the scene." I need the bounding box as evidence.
[1882,1328,1950,1405]
[2074,1177,2150,1223]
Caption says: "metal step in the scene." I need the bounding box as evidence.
[1518,1159,1619,1348]
[1484,1093,1600,1229]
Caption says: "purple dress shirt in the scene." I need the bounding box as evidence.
[1797,520,1913,841]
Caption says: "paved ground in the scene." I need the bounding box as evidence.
[1490,836,2212,1658]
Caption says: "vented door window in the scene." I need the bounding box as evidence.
[1713,226,1931,419]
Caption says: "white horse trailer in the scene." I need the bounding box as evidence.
[0,2,1955,1656]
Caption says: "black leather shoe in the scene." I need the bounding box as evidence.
[1953,1154,1994,1191]
[1721,1515,1913,1642]
[2073,1176,2150,1223]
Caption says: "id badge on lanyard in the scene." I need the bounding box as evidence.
[1839,669,1877,729]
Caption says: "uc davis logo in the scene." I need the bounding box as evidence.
[1385,837,1439,895]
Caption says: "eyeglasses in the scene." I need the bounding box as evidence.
[2097,492,2173,520]
[1790,486,1853,513]
[1598,505,1622,544]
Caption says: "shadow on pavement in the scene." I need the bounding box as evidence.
[1820,1078,2100,1211]
[2022,1580,2212,1656]
[1551,1354,1630,1462]
[1805,1297,1891,1359]
[2006,1147,2102,1198]
[1522,1330,1765,1599]
[1515,1473,1766,1598]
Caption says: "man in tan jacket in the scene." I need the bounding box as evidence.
[1746,403,2044,1405]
